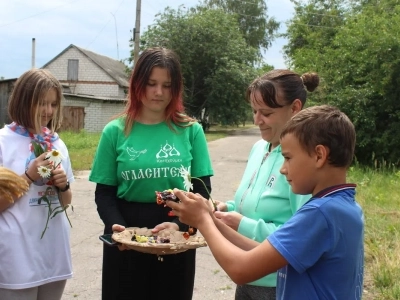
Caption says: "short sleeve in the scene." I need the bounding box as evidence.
[89,122,119,185]
[268,205,332,273]
[189,122,213,178]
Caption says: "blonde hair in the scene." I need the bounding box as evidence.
[8,69,63,133]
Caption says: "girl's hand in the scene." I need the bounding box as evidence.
[112,224,129,251]
[51,168,68,190]
[25,152,51,182]
[152,222,179,234]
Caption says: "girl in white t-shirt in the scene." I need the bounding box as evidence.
[0,69,74,300]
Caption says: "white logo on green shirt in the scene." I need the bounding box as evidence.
[126,147,147,160]
[156,141,181,159]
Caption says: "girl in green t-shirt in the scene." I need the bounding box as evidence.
[89,47,214,300]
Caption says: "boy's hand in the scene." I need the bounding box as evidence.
[166,189,212,228]
[213,211,243,231]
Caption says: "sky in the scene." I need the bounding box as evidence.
[0,0,294,79]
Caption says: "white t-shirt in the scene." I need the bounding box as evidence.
[0,126,74,289]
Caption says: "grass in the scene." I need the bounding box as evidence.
[60,126,400,299]
[59,124,255,170]
[59,131,101,171]
[348,167,400,299]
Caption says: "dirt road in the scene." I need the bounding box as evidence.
[62,128,261,300]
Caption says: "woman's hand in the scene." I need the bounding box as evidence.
[215,200,228,212]
[151,222,179,234]
[213,211,243,231]
[112,224,129,251]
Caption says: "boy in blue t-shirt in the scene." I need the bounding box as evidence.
[167,105,364,299]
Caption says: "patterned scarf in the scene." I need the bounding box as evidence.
[7,122,59,152]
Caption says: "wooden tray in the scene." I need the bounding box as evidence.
[112,227,207,255]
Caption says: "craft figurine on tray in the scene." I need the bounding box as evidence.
[111,227,207,260]
[156,189,197,239]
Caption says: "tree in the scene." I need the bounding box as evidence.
[137,7,258,126]
[200,0,279,58]
[283,0,349,72]
[285,0,400,166]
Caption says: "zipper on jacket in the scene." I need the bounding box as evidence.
[239,151,270,213]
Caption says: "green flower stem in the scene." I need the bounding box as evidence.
[192,177,218,211]
[32,141,73,238]
[57,189,72,228]
[40,199,52,239]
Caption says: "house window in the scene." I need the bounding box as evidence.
[67,59,79,81]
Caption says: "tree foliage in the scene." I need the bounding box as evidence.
[285,0,400,166]
[283,0,349,71]
[137,7,259,126]
[201,0,279,57]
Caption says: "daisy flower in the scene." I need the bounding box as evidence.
[37,166,52,178]
[45,150,64,167]
[179,164,218,211]
[179,165,193,192]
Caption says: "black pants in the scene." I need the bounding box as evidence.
[235,285,276,300]
[101,200,196,300]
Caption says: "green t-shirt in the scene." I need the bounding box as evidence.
[89,118,214,203]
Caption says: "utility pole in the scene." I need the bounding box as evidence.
[133,0,141,66]
[31,38,36,69]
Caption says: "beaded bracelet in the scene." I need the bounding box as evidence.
[25,170,35,183]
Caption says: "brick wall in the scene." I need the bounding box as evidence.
[44,48,121,98]
[63,97,125,133]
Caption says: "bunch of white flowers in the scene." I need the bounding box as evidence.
[32,142,72,239]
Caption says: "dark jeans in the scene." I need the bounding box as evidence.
[235,284,276,300]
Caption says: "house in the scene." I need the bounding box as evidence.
[0,78,16,126]
[42,44,129,132]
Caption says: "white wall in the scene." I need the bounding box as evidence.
[63,97,125,133]
[45,47,122,98]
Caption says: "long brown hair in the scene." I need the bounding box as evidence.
[122,47,193,135]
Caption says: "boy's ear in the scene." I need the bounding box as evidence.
[315,145,329,167]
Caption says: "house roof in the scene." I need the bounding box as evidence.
[42,44,130,87]
[0,78,17,83]
[63,93,127,103]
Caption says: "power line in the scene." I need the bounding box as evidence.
[0,0,81,28]
[86,0,125,51]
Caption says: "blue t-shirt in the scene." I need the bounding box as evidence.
[268,185,364,300]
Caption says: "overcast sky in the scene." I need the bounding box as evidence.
[0,0,294,79]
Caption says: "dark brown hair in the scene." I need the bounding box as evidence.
[122,47,193,135]
[8,68,63,133]
[281,105,356,168]
[246,69,320,108]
